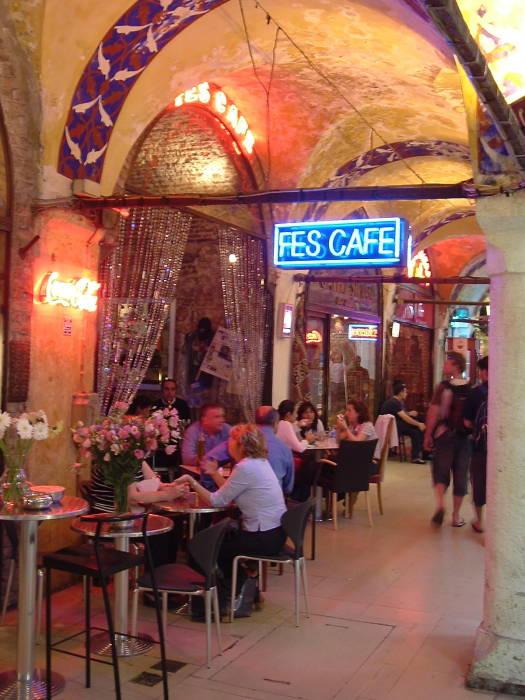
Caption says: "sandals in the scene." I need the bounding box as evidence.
[471,520,484,533]
[452,518,466,527]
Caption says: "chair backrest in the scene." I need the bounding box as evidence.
[281,498,315,559]
[188,518,231,588]
[333,439,378,493]
[374,416,394,483]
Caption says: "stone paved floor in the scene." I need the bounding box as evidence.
[1,459,506,699]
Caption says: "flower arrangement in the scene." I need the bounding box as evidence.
[0,410,63,505]
[72,404,180,513]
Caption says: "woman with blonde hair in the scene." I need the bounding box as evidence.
[176,423,286,617]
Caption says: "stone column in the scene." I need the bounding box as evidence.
[468,189,525,694]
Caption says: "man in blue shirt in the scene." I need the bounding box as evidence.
[181,403,231,489]
[204,405,294,494]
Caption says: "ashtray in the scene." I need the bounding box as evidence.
[23,492,54,510]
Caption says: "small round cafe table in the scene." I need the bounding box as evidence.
[0,495,89,700]
[70,513,172,658]
[154,492,228,539]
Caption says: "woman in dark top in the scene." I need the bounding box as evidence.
[296,401,324,438]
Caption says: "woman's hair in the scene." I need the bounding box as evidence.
[347,399,370,424]
[277,399,296,420]
[128,395,153,415]
[230,424,268,459]
[296,401,319,424]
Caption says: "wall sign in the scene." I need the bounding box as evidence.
[348,324,378,341]
[173,81,255,156]
[274,217,409,269]
[277,303,294,338]
[37,272,100,312]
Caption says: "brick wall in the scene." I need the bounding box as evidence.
[385,324,433,417]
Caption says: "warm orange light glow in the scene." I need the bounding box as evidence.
[37,272,100,312]
[306,329,323,344]
[408,251,431,279]
[458,0,525,102]
[174,81,255,155]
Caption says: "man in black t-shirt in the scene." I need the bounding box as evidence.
[463,355,488,534]
[150,378,191,479]
[379,380,426,463]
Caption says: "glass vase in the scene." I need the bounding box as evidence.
[1,455,32,507]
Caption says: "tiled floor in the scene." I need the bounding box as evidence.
[1,460,504,699]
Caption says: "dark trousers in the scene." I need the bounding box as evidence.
[471,449,487,507]
[399,423,424,459]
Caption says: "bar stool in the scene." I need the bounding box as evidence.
[43,512,168,700]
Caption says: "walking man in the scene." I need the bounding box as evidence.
[424,351,471,527]
[463,356,488,533]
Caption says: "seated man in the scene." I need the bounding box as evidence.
[379,380,426,463]
[181,403,231,489]
[205,405,295,495]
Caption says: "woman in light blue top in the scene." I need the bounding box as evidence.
[176,424,287,611]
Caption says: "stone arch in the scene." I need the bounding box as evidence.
[57,0,230,183]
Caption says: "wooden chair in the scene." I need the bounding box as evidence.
[370,415,394,515]
[318,440,378,529]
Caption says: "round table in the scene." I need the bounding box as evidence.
[0,495,89,700]
[154,493,228,539]
[70,513,172,657]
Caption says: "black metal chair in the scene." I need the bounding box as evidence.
[230,499,315,627]
[318,439,378,528]
[131,518,230,667]
[43,512,168,700]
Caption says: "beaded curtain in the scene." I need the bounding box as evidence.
[218,227,269,422]
[97,207,192,414]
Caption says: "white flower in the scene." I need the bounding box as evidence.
[0,412,11,439]
[16,417,33,440]
[33,422,49,440]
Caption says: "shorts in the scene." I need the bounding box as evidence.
[431,430,470,497]
[470,449,487,507]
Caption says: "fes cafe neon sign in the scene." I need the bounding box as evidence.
[173,81,255,156]
[37,272,100,312]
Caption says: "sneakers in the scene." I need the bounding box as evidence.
[411,458,426,464]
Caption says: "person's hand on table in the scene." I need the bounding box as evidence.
[305,430,316,444]
[201,457,219,475]
[159,483,189,500]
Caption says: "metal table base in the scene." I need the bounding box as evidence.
[90,631,155,657]
[0,669,64,699]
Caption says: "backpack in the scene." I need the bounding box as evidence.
[441,380,471,433]
[473,399,488,451]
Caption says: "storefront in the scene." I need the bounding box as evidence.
[385,285,434,417]
[292,276,381,426]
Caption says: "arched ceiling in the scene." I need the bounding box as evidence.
[43,0,497,297]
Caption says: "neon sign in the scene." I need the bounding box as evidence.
[408,250,431,279]
[348,324,378,341]
[174,81,255,156]
[305,329,323,344]
[274,217,408,269]
[37,272,100,312]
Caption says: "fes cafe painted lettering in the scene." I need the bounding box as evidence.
[173,81,255,156]
[274,218,410,269]
[37,272,100,312]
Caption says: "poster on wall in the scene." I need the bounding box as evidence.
[198,327,236,381]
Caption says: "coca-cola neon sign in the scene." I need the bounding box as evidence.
[173,81,255,156]
[37,272,100,312]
